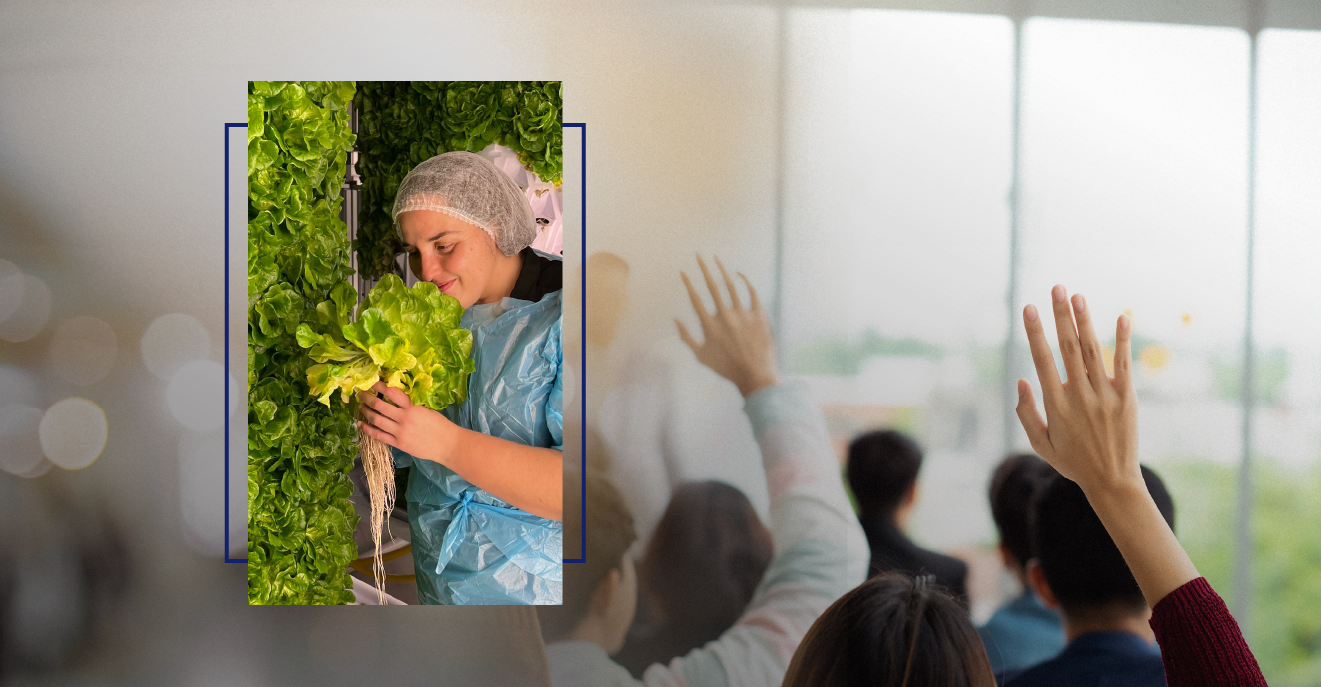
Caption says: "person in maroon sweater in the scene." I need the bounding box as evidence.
[782,284,1266,687]
[1013,285,1267,687]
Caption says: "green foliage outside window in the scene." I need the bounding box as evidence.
[1161,459,1321,687]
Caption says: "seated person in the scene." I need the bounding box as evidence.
[978,453,1065,675]
[536,472,640,685]
[847,429,968,599]
[537,255,869,687]
[1005,467,1173,686]
[615,480,774,677]
[784,571,996,687]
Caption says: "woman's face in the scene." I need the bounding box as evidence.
[398,210,501,309]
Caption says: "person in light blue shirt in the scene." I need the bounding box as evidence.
[978,453,1065,675]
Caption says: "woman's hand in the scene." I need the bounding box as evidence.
[357,382,458,465]
[676,254,779,398]
[1015,284,1198,607]
[1015,284,1140,494]
[358,381,563,521]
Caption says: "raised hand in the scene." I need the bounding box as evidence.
[676,254,779,398]
[1015,284,1140,493]
[1015,284,1198,607]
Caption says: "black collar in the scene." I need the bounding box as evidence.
[509,247,562,302]
[859,515,910,548]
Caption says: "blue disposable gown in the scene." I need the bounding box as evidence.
[393,288,563,605]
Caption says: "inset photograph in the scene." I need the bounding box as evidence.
[246,80,565,605]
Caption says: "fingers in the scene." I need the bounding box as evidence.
[359,404,400,435]
[359,388,402,420]
[696,254,726,314]
[373,382,413,408]
[739,273,764,315]
[714,256,742,311]
[1023,303,1063,407]
[1113,313,1133,397]
[681,271,712,325]
[357,418,398,447]
[676,318,700,355]
[1014,379,1052,459]
[1050,285,1088,389]
[1070,294,1108,393]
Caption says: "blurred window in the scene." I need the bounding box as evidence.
[784,14,1321,671]
[783,10,1014,567]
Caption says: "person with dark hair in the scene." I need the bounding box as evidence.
[614,480,775,677]
[1011,285,1265,687]
[537,472,639,667]
[783,572,997,687]
[540,256,869,686]
[847,429,968,600]
[1004,466,1174,686]
[977,453,1064,675]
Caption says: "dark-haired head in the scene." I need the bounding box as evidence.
[847,430,923,521]
[641,480,772,631]
[988,453,1057,575]
[617,481,774,675]
[1031,466,1174,618]
[783,572,995,687]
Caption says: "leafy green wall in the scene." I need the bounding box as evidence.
[247,81,359,605]
[354,81,563,281]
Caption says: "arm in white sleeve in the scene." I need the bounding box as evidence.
[640,381,870,687]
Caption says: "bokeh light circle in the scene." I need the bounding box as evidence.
[166,360,238,432]
[0,274,52,342]
[50,316,118,386]
[39,398,108,470]
[0,404,45,476]
[141,313,210,381]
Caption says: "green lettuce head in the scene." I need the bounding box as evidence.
[296,275,475,411]
[442,81,502,152]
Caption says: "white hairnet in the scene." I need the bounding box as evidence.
[391,151,539,256]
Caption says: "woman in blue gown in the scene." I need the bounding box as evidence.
[356,151,563,605]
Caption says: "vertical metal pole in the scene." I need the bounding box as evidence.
[1003,13,1026,454]
[772,2,790,372]
[347,99,362,300]
[1235,0,1263,634]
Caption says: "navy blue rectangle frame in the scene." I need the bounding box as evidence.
[225,120,588,565]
